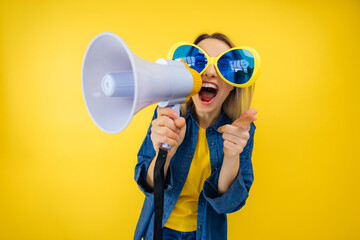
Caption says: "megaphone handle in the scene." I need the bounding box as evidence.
[153,103,180,240]
[160,104,180,150]
[154,147,167,240]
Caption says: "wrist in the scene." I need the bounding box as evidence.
[218,155,239,195]
[223,152,240,164]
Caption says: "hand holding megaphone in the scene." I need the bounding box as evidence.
[145,106,186,190]
[150,106,187,156]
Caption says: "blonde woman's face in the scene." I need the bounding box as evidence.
[192,38,235,116]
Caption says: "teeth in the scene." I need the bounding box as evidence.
[202,83,218,89]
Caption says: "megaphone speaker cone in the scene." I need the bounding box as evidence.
[82,32,137,134]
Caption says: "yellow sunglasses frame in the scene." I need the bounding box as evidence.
[167,42,261,88]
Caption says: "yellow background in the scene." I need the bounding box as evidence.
[1,0,359,239]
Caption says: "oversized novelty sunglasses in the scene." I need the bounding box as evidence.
[167,42,260,88]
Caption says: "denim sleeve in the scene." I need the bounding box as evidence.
[202,122,256,214]
[134,107,174,196]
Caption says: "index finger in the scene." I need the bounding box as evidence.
[157,106,179,119]
[232,108,258,128]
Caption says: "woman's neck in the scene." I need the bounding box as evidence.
[194,107,222,129]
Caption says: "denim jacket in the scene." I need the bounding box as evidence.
[134,107,256,240]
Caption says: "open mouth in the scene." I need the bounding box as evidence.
[198,82,218,104]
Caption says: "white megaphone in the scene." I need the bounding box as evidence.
[82,32,202,134]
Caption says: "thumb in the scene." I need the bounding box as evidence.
[232,108,258,128]
[174,117,186,129]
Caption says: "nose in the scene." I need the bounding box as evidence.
[203,64,218,79]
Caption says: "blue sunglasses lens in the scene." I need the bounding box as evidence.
[218,49,255,85]
[172,45,207,73]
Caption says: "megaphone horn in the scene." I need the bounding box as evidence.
[82,32,201,134]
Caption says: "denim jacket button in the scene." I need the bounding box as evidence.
[188,154,192,159]
[211,142,215,146]
[180,178,183,183]
[198,225,202,230]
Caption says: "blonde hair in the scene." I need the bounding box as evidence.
[180,33,255,121]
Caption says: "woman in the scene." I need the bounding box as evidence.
[134,33,257,240]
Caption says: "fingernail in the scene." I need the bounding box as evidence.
[173,112,178,118]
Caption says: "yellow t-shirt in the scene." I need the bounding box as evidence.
[164,126,211,232]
